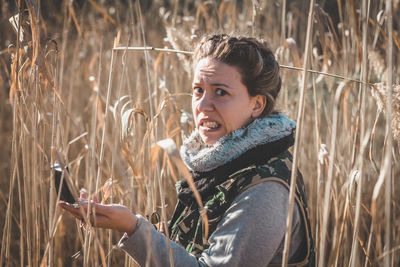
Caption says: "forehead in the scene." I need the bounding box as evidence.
[193,58,241,82]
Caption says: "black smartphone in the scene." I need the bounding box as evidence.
[52,163,76,204]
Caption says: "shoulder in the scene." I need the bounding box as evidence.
[226,150,293,194]
[230,181,292,215]
[230,180,299,219]
[204,180,302,266]
[257,150,293,181]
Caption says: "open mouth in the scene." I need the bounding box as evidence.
[200,121,221,131]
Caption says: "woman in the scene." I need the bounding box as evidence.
[60,34,314,266]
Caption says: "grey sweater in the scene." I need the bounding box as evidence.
[118,181,304,267]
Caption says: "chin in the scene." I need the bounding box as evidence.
[200,134,219,146]
[198,127,227,145]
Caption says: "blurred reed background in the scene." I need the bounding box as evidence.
[0,0,399,266]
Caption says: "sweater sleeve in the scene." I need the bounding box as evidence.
[118,181,303,267]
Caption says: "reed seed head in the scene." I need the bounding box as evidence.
[371,83,400,142]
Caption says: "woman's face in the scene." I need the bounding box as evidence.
[192,58,265,145]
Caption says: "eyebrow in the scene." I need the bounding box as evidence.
[211,82,232,88]
[192,82,232,89]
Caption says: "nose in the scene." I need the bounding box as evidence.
[195,92,214,112]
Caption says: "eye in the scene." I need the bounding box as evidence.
[193,87,203,95]
[216,88,228,96]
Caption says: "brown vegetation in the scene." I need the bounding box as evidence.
[0,0,399,266]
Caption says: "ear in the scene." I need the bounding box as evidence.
[251,95,267,118]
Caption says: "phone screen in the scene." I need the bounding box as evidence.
[52,163,76,204]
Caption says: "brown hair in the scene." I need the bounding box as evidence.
[193,34,281,117]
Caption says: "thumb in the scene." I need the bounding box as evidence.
[92,194,99,203]
[80,188,88,199]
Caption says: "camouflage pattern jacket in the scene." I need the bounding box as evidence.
[170,119,315,266]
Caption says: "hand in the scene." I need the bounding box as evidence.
[59,194,138,236]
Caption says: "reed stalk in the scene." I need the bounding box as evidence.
[319,82,346,267]
[5,7,25,265]
[106,37,130,267]
[310,71,320,258]
[0,97,18,267]
[384,1,393,266]
[282,1,315,266]
[281,0,287,44]
[349,0,370,265]
[1,1,399,265]
[135,2,156,266]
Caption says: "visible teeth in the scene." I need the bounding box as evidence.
[203,121,219,128]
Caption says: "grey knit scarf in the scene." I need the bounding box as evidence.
[180,113,296,172]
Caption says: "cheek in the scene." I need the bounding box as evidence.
[224,102,253,130]
[191,100,199,126]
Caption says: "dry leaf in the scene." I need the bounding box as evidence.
[102,178,119,202]
[153,138,209,239]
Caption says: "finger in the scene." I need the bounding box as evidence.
[59,201,104,229]
[78,198,101,213]
[79,201,97,219]
[59,202,84,219]
[83,201,110,216]
[61,201,91,219]
[92,194,99,204]
[79,201,106,222]
[80,188,88,199]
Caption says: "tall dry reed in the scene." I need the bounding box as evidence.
[0,1,399,266]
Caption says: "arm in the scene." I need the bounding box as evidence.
[59,198,203,266]
[118,215,204,267]
[58,201,138,236]
[118,181,303,267]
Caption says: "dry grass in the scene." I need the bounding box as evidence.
[0,0,399,266]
